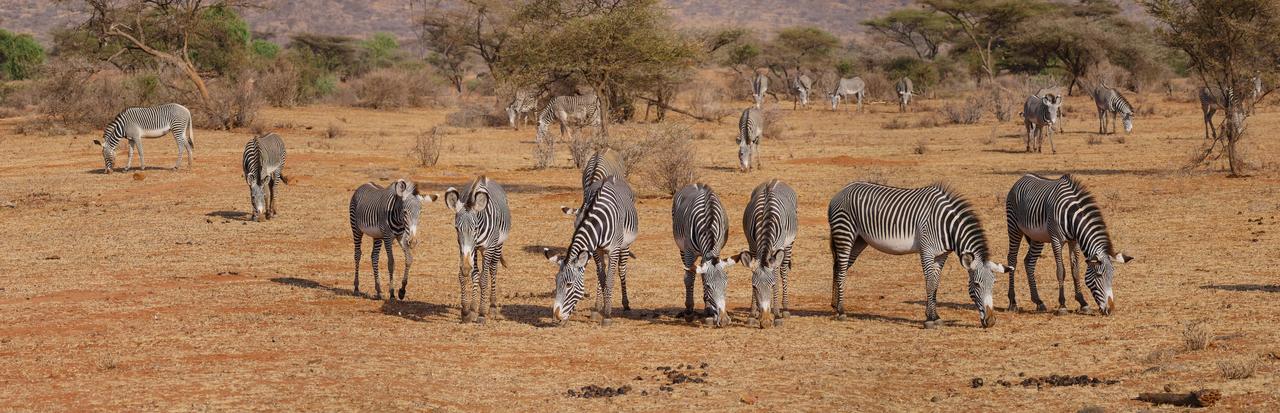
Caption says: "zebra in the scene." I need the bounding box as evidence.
[1200,76,1263,140]
[752,73,769,109]
[1005,174,1134,315]
[828,182,1011,329]
[536,94,602,144]
[545,175,638,326]
[506,89,538,130]
[349,179,438,300]
[829,77,866,112]
[242,133,287,222]
[737,179,798,329]
[793,74,814,109]
[672,183,736,327]
[737,107,764,171]
[560,150,635,311]
[1022,94,1062,153]
[444,176,511,324]
[1037,87,1067,133]
[896,77,914,112]
[1092,84,1134,134]
[92,103,194,174]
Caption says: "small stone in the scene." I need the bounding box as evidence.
[740,394,758,405]
[931,395,942,403]
[971,378,984,388]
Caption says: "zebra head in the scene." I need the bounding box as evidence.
[738,249,784,329]
[737,136,755,171]
[1085,252,1134,316]
[1122,112,1134,133]
[1041,94,1063,125]
[693,256,737,327]
[247,173,266,221]
[445,185,490,278]
[829,93,840,110]
[394,180,438,247]
[545,248,588,325]
[962,253,1011,328]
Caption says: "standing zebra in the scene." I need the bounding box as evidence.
[738,179,798,329]
[1092,84,1134,134]
[560,150,635,310]
[672,183,736,327]
[545,175,639,326]
[736,107,764,171]
[507,89,538,130]
[444,176,511,324]
[793,74,814,109]
[536,94,602,144]
[752,73,769,109]
[1200,76,1263,140]
[92,103,194,173]
[1037,87,1066,133]
[829,77,866,112]
[896,77,914,112]
[242,133,287,222]
[349,179,438,300]
[1005,174,1133,315]
[828,182,1010,329]
[1022,94,1063,153]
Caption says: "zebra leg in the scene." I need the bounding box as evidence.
[399,239,411,301]
[458,254,470,322]
[172,129,184,170]
[383,237,395,301]
[780,245,793,318]
[1024,241,1047,312]
[1024,122,1033,152]
[1048,129,1057,154]
[1050,239,1069,314]
[618,248,631,312]
[1006,228,1023,311]
[487,244,504,319]
[830,235,867,320]
[476,247,489,323]
[266,176,277,219]
[1098,109,1106,134]
[124,140,135,171]
[600,250,618,326]
[370,239,383,300]
[920,253,943,328]
[469,251,482,322]
[590,250,607,322]
[352,231,363,296]
[1067,242,1091,312]
[680,251,697,321]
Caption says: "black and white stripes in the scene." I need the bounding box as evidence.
[545,175,638,325]
[672,183,734,326]
[242,133,287,222]
[349,179,438,301]
[93,103,194,173]
[830,77,866,111]
[445,176,511,323]
[1092,85,1134,134]
[737,108,764,171]
[752,73,769,109]
[739,179,798,329]
[1022,94,1062,153]
[536,94,602,144]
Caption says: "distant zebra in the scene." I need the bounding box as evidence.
[752,73,769,109]
[1200,76,1263,140]
[1005,174,1133,315]
[92,103,194,173]
[506,89,538,130]
[545,175,639,326]
[896,77,914,112]
[793,74,814,109]
[829,77,866,112]
[828,182,1010,329]
[560,150,634,310]
[737,179,798,329]
[444,176,511,324]
[1092,84,1134,134]
[242,133,287,222]
[736,107,764,171]
[349,179,438,300]
[672,183,735,327]
[536,94,602,144]
[1037,87,1066,133]
[1022,94,1063,153]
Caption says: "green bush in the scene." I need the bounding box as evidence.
[0,29,45,80]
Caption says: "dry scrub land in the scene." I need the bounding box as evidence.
[1,95,1278,410]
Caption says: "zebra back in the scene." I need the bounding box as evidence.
[581,150,626,192]
[568,175,638,259]
[836,77,865,95]
[448,176,512,247]
[742,179,798,265]
[672,183,728,260]
[243,133,286,182]
[738,108,763,144]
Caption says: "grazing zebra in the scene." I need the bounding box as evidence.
[829,77,866,112]
[506,89,538,130]
[672,183,735,327]
[737,179,798,329]
[1092,84,1134,134]
[444,176,511,324]
[536,94,602,144]
[793,74,814,109]
[349,179,438,300]
[545,175,639,326]
[560,150,635,310]
[241,133,287,222]
[752,73,769,109]
[1022,94,1062,153]
[1005,174,1134,315]
[828,182,1010,329]
[92,103,194,174]
[737,107,764,171]
[896,77,914,112]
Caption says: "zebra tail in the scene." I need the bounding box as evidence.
[188,128,195,149]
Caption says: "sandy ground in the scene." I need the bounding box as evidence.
[1,94,1278,411]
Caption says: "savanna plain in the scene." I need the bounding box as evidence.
[1,94,1278,411]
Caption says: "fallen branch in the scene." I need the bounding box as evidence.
[635,96,730,123]
[1136,389,1221,408]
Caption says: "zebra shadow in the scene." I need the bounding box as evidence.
[208,210,252,221]
[270,276,356,296]
[834,311,921,327]
[1200,284,1280,293]
[86,166,176,174]
[522,245,564,256]
[380,299,451,322]
[499,303,558,327]
[902,300,980,311]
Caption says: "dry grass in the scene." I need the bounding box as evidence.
[913,139,929,155]
[412,128,442,167]
[882,117,910,130]
[1183,320,1213,351]
[325,123,344,140]
[944,95,986,125]
[1087,135,1104,145]
[1218,358,1258,380]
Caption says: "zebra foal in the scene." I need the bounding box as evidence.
[445,176,511,324]
[349,179,438,300]
[672,183,736,327]
[93,103,195,173]
[738,179,798,329]
[828,182,1010,329]
[242,133,287,222]
[545,175,638,326]
[1005,174,1133,315]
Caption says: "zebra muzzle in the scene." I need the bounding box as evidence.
[981,306,996,328]
[1103,297,1114,316]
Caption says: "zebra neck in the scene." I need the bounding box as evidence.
[939,202,989,261]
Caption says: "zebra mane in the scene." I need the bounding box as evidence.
[1059,175,1115,256]
[930,183,991,261]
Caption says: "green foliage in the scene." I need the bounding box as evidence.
[0,29,46,80]
[188,5,252,75]
[764,26,840,72]
[251,39,280,60]
[834,59,858,78]
[360,33,401,70]
[726,43,762,68]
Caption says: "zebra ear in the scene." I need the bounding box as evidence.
[718,257,737,269]
[543,248,563,265]
[393,180,411,197]
[472,190,489,212]
[1114,253,1134,263]
[987,261,1011,274]
[960,254,975,269]
[561,206,578,216]
[444,188,461,211]
[736,250,755,267]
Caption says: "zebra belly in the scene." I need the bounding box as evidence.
[359,224,385,239]
[136,126,172,139]
[863,234,918,255]
[1019,224,1052,243]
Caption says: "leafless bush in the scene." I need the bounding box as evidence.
[325,123,344,139]
[944,95,986,124]
[913,139,928,155]
[446,103,505,128]
[688,81,733,120]
[532,138,556,169]
[36,62,131,129]
[1182,321,1212,351]
[256,62,301,107]
[916,116,940,128]
[882,117,910,130]
[569,131,609,168]
[203,77,261,130]
[635,124,699,196]
[346,68,451,109]
[992,89,1014,122]
[762,109,786,140]
[1219,358,1258,380]
[861,71,893,101]
[413,127,442,167]
[1087,135,1103,145]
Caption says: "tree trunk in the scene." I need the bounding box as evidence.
[1225,104,1247,176]
[595,81,610,137]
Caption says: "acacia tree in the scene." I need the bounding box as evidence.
[863,9,953,60]
[921,0,1047,83]
[1144,0,1280,176]
[417,0,519,93]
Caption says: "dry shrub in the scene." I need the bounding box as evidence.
[446,103,505,128]
[532,138,556,169]
[349,68,451,109]
[688,81,733,120]
[913,139,928,155]
[762,109,786,140]
[202,76,261,130]
[991,89,1015,122]
[1182,321,1212,351]
[325,123,344,139]
[1138,102,1158,117]
[861,71,893,101]
[632,124,698,196]
[569,131,609,169]
[916,116,940,128]
[1219,358,1258,380]
[413,127,442,167]
[1086,135,1103,145]
[882,117,910,130]
[257,62,302,107]
[944,95,986,124]
[35,62,133,129]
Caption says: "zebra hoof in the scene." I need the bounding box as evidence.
[780,311,791,319]
[373,293,382,300]
[1079,306,1095,315]
[1034,304,1048,312]
[833,314,847,321]
[476,316,486,325]
[923,320,940,329]
[599,318,613,327]
[398,289,405,300]
[703,317,718,327]
[1054,308,1070,316]
[589,312,603,322]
